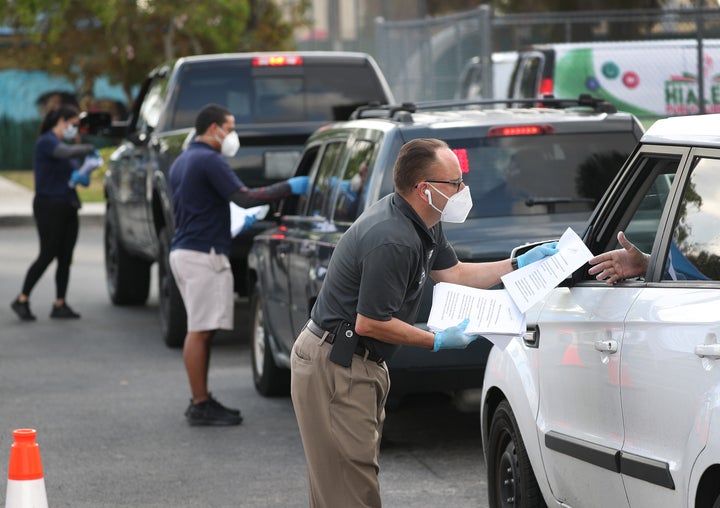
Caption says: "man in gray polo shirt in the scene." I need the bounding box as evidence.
[290,138,557,507]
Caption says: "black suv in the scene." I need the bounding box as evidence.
[246,96,644,401]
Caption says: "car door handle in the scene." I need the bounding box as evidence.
[594,340,618,353]
[694,344,720,359]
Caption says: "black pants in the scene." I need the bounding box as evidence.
[21,195,79,300]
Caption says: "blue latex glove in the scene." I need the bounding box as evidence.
[242,214,257,232]
[517,241,559,268]
[78,153,103,174]
[288,176,309,195]
[432,318,479,352]
[69,170,90,188]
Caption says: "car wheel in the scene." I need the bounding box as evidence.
[487,400,546,508]
[249,282,290,396]
[158,227,187,348]
[104,204,151,305]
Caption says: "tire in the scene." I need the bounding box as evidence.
[249,282,290,396]
[487,400,546,508]
[104,204,151,305]
[158,227,187,348]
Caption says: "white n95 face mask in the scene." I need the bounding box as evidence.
[427,184,473,223]
[220,130,240,157]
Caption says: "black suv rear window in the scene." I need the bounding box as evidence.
[445,132,635,219]
[169,61,388,130]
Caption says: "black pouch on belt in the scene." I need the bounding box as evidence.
[328,321,360,367]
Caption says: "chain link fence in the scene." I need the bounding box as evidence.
[370,5,720,117]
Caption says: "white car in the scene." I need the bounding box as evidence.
[481,113,720,508]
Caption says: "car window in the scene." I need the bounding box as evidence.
[332,140,375,223]
[664,156,720,281]
[517,55,542,99]
[583,154,682,282]
[139,76,169,131]
[288,145,321,215]
[306,141,346,217]
[169,62,388,130]
[445,132,634,219]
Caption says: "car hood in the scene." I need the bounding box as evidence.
[442,212,590,261]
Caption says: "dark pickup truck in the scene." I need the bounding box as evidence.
[99,51,395,347]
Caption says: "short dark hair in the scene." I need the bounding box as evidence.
[393,138,449,194]
[195,104,232,135]
[39,104,80,135]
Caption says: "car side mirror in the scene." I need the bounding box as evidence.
[509,240,551,260]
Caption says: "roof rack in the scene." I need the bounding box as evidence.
[349,94,617,121]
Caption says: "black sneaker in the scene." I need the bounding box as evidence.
[50,302,81,319]
[207,393,241,416]
[11,299,36,321]
[185,395,243,426]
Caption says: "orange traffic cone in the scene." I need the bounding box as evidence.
[5,429,48,508]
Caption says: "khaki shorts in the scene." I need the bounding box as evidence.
[169,248,234,332]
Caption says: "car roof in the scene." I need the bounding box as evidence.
[642,114,720,147]
[524,39,716,52]
[309,104,639,141]
[177,51,379,65]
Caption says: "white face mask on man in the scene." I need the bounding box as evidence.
[215,128,240,157]
[426,183,473,223]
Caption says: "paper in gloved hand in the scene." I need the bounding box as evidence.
[428,283,525,336]
[230,203,270,237]
[501,227,593,313]
[68,152,103,188]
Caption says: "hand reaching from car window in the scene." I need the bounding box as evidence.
[588,231,649,284]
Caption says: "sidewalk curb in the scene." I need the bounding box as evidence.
[0,214,104,227]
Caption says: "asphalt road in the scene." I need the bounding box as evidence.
[0,220,488,507]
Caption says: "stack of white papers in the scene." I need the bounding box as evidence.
[230,203,270,237]
[427,227,593,341]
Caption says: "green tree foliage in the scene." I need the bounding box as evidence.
[0,0,311,105]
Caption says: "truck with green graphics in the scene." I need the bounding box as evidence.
[508,39,720,122]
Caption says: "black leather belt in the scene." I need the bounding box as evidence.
[305,319,384,364]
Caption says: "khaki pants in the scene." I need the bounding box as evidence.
[291,327,390,508]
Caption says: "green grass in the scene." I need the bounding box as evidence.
[0,146,116,203]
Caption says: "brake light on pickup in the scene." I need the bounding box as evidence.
[487,125,555,137]
[252,55,303,67]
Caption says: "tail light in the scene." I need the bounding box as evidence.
[451,148,470,174]
[487,125,555,137]
[539,78,554,96]
[252,55,303,67]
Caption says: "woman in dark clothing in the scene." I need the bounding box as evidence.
[10,105,97,321]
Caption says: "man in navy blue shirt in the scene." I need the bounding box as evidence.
[169,103,308,426]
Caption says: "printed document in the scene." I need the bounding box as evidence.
[427,282,525,336]
[427,227,593,343]
[500,227,593,313]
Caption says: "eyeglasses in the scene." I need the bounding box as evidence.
[422,179,464,192]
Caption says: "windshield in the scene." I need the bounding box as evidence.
[446,132,636,219]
